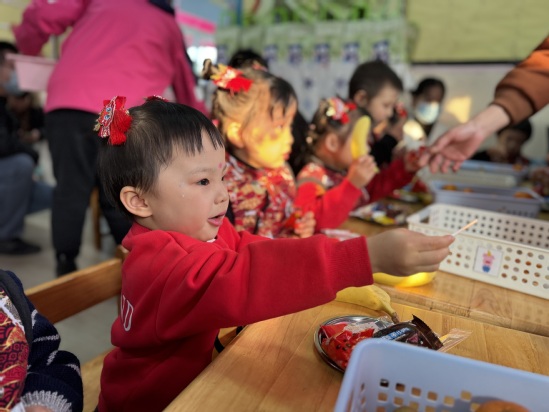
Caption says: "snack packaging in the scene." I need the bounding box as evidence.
[318,315,471,371]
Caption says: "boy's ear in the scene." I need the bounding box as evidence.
[120,186,152,218]
[353,89,368,108]
[226,122,244,148]
[324,132,342,153]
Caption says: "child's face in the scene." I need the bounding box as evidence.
[142,134,229,241]
[362,84,400,125]
[241,100,297,169]
[498,129,528,157]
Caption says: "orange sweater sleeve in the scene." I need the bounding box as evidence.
[492,36,549,124]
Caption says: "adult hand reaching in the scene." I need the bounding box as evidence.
[419,105,510,173]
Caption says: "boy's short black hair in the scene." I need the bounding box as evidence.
[411,77,445,98]
[0,41,18,64]
[98,100,224,219]
[228,49,269,70]
[348,60,403,100]
[498,119,533,141]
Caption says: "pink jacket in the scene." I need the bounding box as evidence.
[13,0,206,114]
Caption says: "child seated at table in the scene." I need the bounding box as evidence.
[203,60,314,238]
[293,97,420,230]
[471,119,532,166]
[95,96,454,411]
[348,60,406,169]
[0,269,83,411]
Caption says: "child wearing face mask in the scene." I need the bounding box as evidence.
[294,97,421,230]
[348,60,406,169]
[202,60,315,239]
[95,96,454,411]
[403,77,446,147]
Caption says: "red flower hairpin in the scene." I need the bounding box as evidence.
[325,97,357,125]
[211,64,253,94]
[95,96,132,146]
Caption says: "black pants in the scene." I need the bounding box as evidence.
[46,109,131,258]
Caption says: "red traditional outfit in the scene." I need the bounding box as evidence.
[224,152,296,237]
[295,156,414,230]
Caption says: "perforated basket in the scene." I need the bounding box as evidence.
[335,340,549,412]
[459,160,529,181]
[429,181,542,218]
[419,167,520,188]
[407,204,549,300]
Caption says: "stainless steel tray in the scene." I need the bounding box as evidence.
[313,315,391,373]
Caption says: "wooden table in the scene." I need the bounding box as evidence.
[165,301,549,411]
[339,212,549,337]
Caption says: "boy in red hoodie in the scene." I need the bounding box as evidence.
[95,96,453,411]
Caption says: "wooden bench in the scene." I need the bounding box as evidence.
[26,251,125,412]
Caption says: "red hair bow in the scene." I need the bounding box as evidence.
[326,97,356,125]
[95,96,132,146]
[212,64,253,94]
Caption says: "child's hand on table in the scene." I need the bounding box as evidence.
[367,228,454,276]
[293,211,316,238]
[348,155,378,189]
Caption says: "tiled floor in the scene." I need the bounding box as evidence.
[0,141,117,364]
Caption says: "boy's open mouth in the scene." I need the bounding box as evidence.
[208,214,225,226]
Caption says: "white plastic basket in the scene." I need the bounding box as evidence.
[407,204,549,300]
[429,181,543,218]
[459,160,529,181]
[335,339,549,412]
[419,167,520,188]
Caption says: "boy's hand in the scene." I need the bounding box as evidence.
[348,155,378,189]
[293,211,316,238]
[367,228,454,276]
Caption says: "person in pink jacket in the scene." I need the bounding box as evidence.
[95,96,453,411]
[12,0,206,276]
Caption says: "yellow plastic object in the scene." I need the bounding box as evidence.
[373,272,437,288]
[335,285,399,323]
[350,116,371,159]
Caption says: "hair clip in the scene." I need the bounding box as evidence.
[211,64,253,94]
[95,96,132,146]
[145,95,168,102]
[325,97,357,125]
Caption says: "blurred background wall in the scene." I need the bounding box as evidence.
[1,0,548,160]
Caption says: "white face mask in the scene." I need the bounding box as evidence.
[2,69,23,96]
[414,102,440,125]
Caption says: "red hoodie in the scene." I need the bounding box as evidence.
[98,219,372,411]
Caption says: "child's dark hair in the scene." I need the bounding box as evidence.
[411,77,445,98]
[228,48,269,70]
[348,60,403,100]
[268,75,297,118]
[203,60,296,139]
[0,41,18,64]
[98,99,224,219]
[293,98,358,169]
[497,119,533,140]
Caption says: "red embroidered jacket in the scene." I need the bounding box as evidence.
[224,153,296,237]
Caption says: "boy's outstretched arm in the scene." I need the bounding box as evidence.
[367,228,454,276]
